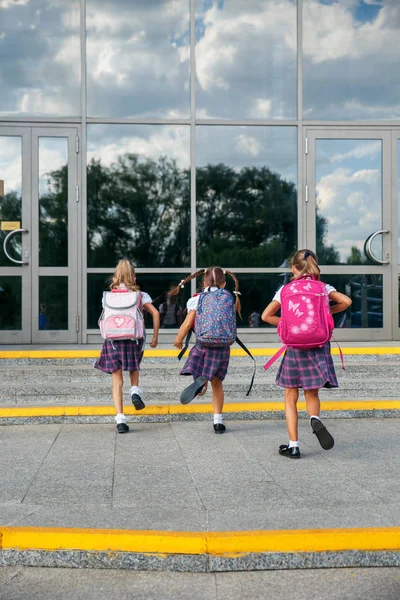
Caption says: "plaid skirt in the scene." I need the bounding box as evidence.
[275,343,338,390]
[94,338,144,374]
[181,344,230,382]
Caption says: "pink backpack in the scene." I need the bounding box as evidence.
[264,276,343,370]
[99,290,144,341]
[278,276,334,349]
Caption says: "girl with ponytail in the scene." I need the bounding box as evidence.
[171,267,241,434]
[261,249,352,458]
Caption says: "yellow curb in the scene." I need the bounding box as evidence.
[0,526,399,556]
[0,400,399,419]
[1,346,400,359]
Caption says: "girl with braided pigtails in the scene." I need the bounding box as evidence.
[171,267,241,434]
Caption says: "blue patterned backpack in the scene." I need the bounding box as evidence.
[195,289,236,347]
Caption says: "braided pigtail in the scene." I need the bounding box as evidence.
[169,269,206,297]
[224,269,242,318]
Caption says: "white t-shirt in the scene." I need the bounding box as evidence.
[103,284,152,307]
[186,287,219,312]
[273,283,336,304]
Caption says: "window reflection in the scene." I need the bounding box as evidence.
[39,138,68,267]
[195,0,297,119]
[87,273,191,330]
[39,277,69,330]
[196,126,297,268]
[0,136,22,267]
[304,1,400,120]
[0,276,21,330]
[0,0,80,116]
[87,125,191,268]
[323,274,383,329]
[87,0,190,118]
[315,139,382,265]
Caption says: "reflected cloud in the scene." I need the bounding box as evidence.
[86,0,190,118]
[304,0,400,119]
[0,0,80,116]
[195,0,297,119]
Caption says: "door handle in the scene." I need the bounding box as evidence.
[364,230,390,265]
[3,228,29,264]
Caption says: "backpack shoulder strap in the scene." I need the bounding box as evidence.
[177,329,193,361]
[263,346,287,370]
[235,336,256,396]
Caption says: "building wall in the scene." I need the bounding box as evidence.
[1,1,400,343]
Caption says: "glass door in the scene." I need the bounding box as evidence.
[305,129,392,340]
[0,128,31,343]
[0,126,79,344]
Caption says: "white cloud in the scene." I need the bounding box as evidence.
[234,134,263,157]
[0,136,22,194]
[88,127,190,170]
[331,141,381,163]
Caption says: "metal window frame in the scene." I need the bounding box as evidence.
[3,1,400,343]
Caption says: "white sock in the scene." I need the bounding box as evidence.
[214,414,223,425]
[310,415,321,422]
[130,386,142,398]
[289,440,299,448]
[115,413,126,424]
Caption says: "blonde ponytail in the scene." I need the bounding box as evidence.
[291,249,321,280]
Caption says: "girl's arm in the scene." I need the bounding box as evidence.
[174,311,196,349]
[143,303,160,348]
[329,291,352,315]
[261,300,281,327]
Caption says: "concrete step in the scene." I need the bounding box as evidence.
[1,355,400,404]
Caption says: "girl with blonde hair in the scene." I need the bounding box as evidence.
[95,259,160,433]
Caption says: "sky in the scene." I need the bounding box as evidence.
[1,0,400,264]
[1,1,399,119]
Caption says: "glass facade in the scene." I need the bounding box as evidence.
[1,1,400,342]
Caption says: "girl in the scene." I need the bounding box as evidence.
[95,259,160,433]
[172,267,241,434]
[261,250,352,458]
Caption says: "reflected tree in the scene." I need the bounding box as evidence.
[87,155,190,267]
[1,155,342,270]
[196,164,297,267]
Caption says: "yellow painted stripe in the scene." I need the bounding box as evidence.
[1,346,400,360]
[0,526,399,556]
[0,400,399,419]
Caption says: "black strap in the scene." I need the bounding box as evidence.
[235,336,256,397]
[178,330,193,361]
[178,332,256,397]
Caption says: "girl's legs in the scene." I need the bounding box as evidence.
[305,388,334,450]
[211,377,225,433]
[304,388,320,417]
[112,369,124,414]
[284,387,299,442]
[129,370,139,387]
[129,369,145,410]
[112,370,129,432]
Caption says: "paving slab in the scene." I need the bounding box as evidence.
[0,419,398,532]
[0,567,399,600]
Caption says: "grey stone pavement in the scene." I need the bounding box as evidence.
[0,418,399,532]
[0,566,399,600]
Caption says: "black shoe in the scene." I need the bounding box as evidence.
[131,393,145,411]
[180,376,208,405]
[310,417,334,450]
[279,444,301,459]
[116,423,129,434]
[213,423,226,434]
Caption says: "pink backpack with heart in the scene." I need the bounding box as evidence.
[99,290,144,341]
